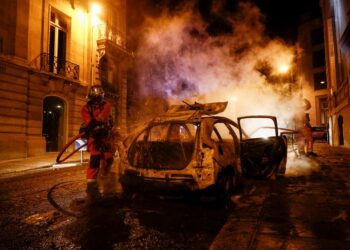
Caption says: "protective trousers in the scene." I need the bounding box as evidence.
[86,137,114,199]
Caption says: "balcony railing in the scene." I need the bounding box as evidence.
[96,24,126,48]
[31,53,80,80]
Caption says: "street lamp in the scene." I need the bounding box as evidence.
[91,3,102,26]
[278,64,290,74]
[277,63,294,95]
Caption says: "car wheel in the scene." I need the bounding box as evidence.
[184,191,200,202]
[121,185,138,200]
[277,156,287,175]
[216,168,234,202]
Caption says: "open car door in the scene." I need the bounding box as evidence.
[238,116,287,179]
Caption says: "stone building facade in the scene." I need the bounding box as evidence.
[298,12,329,128]
[0,0,132,160]
[320,0,350,147]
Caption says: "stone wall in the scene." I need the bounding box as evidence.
[0,57,87,160]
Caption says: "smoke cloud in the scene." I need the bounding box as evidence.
[130,0,317,176]
[134,2,303,128]
[286,154,320,176]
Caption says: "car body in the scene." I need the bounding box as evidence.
[119,103,287,198]
[120,102,242,198]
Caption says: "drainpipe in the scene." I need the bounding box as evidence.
[26,69,31,157]
[41,0,45,55]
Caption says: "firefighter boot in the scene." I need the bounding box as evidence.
[69,181,101,212]
[86,180,102,205]
[99,173,117,198]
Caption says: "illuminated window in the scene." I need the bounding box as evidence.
[49,7,68,74]
[313,71,327,90]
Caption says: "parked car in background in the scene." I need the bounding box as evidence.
[312,125,328,142]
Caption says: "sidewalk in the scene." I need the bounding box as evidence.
[0,151,88,178]
[210,142,350,250]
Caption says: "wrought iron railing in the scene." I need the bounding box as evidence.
[96,24,126,48]
[31,53,80,80]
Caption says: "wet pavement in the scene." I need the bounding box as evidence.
[0,142,350,249]
[210,143,350,249]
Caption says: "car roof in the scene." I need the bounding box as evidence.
[123,102,233,147]
[151,101,228,123]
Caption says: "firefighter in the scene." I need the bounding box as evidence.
[81,85,114,205]
[297,113,317,157]
[302,113,317,156]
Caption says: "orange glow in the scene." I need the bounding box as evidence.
[91,3,102,15]
[90,3,102,26]
[91,15,101,26]
[278,64,290,74]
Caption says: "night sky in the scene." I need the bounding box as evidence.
[128,0,321,45]
[254,0,321,42]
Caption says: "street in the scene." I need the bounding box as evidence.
[0,143,350,249]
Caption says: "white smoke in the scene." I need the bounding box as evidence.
[286,153,320,176]
[133,1,317,176]
[135,2,303,126]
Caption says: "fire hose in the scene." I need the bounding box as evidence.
[56,124,124,164]
[56,132,89,164]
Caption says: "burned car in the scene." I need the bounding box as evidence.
[119,103,288,199]
[119,102,242,199]
[238,116,287,179]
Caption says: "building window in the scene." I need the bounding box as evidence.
[312,50,325,68]
[319,97,328,125]
[311,28,324,46]
[49,8,68,74]
[313,71,327,90]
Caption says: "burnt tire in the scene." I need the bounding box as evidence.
[277,156,287,175]
[215,168,236,202]
[121,185,138,200]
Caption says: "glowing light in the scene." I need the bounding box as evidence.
[56,105,62,109]
[320,81,325,84]
[90,3,102,26]
[76,10,86,22]
[91,15,101,26]
[91,3,101,15]
[231,96,238,102]
[278,64,290,74]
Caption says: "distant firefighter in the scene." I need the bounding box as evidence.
[297,113,317,157]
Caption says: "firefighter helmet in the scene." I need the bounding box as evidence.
[88,85,105,104]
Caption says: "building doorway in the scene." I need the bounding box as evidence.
[338,115,344,145]
[42,96,65,152]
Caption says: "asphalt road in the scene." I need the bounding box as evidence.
[0,165,232,249]
[0,143,349,250]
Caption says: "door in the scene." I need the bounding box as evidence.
[42,96,65,152]
[338,115,344,145]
